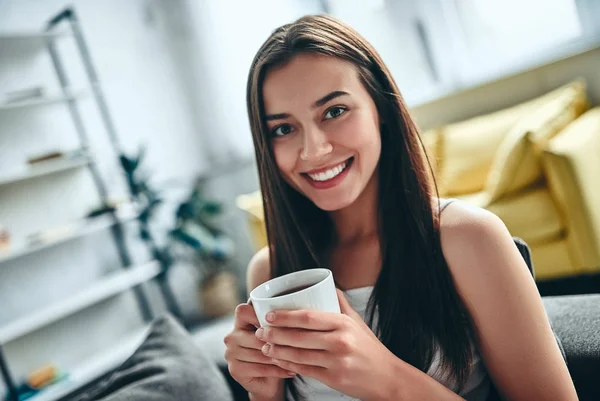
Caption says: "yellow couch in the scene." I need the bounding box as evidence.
[424,79,600,280]
[237,80,600,280]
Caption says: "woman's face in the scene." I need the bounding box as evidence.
[262,54,382,212]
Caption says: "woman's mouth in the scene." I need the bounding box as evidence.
[302,157,354,189]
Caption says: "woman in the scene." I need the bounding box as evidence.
[224,15,576,401]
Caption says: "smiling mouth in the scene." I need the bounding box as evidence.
[302,157,354,183]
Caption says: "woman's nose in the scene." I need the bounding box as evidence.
[300,128,333,162]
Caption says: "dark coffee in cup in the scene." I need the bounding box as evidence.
[272,283,316,297]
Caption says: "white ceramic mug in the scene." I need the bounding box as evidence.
[249,268,340,327]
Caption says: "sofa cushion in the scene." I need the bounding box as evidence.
[542,295,600,401]
[70,315,233,401]
[420,128,442,178]
[457,187,564,245]
[530,237,575,280]
[485,81,588,201]
[236,192,267,251]
[436,79,586,196]
[542,107,600,272]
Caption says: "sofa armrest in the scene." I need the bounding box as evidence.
[542,108,600,272]
[542,294,600,401]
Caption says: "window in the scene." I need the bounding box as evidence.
[434,0,599,86]
[324,0,600,105]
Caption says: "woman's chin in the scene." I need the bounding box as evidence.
[310,195,356,212]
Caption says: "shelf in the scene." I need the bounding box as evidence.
[0,89,89,111]
[0,209,138,264]
[0,155,90,187]
[0,30,69,49]
[28,325,150,401]
[0,260,160,345]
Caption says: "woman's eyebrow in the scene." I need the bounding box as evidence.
[264,90,350,121]
[312,90,350,108]
[265,113,289,121]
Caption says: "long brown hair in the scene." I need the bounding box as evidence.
[246,15,476,397]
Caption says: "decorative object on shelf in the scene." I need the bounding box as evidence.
[170,185,238,318]
[0,225,10,250]
[26,148,88,166]
[2,363,68,401]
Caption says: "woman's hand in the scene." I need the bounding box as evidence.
[255,289,399,401]
[224,303,296,400]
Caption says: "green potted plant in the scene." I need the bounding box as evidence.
[170,185,238,318]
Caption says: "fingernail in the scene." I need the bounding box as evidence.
[255,328,264,339]
[287,371,296,377]
[271,358,280,364]
[262,343,271,355]
[266,312,275,322]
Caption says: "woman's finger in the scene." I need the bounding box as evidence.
[234,303,260,328]
[228,346,274,365]
[229,360,297,379]
[262,343,330,368]
[266,309,343,330]
[256,326,334,350]
[226,329,266,350]
[336,289,361,320]
[271,358,327,380]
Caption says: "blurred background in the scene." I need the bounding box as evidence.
[0,0,599,400]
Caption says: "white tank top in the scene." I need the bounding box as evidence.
[291,199,491,401]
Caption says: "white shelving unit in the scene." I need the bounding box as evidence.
[0,260,160,345]
[0,31,69,41]
[29,325,150,401]
[0,89,89,111]
[0,154,90,187]
[0,8,167,401]
[0,209,137,264]
[0,30,69,52]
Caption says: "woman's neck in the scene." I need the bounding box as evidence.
[331,173,379,245]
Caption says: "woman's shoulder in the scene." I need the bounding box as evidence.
[437,198,502,233]
[246,246,272,295]
[437,198,513,273]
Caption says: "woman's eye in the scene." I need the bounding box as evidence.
[324,106,347,120]
[272,124,294,137]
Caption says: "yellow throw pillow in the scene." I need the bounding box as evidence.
[420,128,441,183]
[437,79,587,196]
[484,81,588,202]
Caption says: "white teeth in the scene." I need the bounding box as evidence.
[307,160,348,182]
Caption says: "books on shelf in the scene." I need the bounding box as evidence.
[0,149,90,187]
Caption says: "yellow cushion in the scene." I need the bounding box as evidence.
[457,187,564,245]
[236,192,267,250]
[421,129,441,177]
[437,79,587,196]
[542,107,600,272]
[485,82,588,201]
[530,238,576,280]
